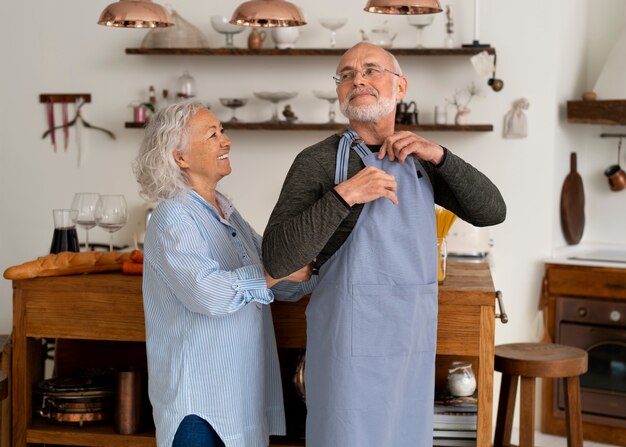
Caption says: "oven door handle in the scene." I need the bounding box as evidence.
[590,327,626,340]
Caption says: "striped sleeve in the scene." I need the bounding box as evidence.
[159,221,274,316]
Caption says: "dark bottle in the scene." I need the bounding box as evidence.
[50,227,80,254]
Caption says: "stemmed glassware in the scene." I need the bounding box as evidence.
[407,15,435,48]
[318,18,347,48]
[71,192,100,251]
[95,194,127,252]
[220,98,248,122]
[313,90,339,123]
[210,15,245,48]
[254,91,298,122]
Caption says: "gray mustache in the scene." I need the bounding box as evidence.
[347,87,378,101]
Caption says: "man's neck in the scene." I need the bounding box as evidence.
[349,116,396,144]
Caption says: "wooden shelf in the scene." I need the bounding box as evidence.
[567,100,626,125]
[28,419,155,447]
[126,47,496,56]
[26,422,302,447]
[125,121,493,132]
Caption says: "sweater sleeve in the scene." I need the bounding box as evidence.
[262,151,351,278]
[425,149,506,227]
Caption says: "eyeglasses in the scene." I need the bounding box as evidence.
[333,66,401,85]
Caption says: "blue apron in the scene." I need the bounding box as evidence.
[305,129,438,447]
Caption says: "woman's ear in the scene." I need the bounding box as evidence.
[173,152,188,169]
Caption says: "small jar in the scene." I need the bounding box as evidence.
[447,361,476,397]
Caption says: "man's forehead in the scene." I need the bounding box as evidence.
[337,49,390,70]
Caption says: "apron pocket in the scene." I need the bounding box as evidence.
[351,283,437,357]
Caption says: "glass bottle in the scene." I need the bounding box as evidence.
[447,362,476,397]
[157,89,170,110]
[148,85,157,106]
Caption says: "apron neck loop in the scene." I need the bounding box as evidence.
[335,128,374,185]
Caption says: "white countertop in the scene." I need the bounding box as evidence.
[548,242,626,269]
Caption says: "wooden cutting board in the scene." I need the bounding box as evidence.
[560,152,585,244]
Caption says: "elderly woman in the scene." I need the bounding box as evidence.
[133,101,315,447]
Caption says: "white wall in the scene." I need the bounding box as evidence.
[1,0,625,428]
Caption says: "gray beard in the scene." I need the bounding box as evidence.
[340,95,397,122]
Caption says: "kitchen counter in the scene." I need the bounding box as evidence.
[548,242,626,269]
[10,261,497,447]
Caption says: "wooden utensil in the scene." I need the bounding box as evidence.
[560,152,585,245]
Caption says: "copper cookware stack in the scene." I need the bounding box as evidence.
[35,369,115,427]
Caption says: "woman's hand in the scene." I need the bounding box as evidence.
[265,263,313,288]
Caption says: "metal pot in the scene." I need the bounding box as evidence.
[35,369,115,427]
[293,353,305,402]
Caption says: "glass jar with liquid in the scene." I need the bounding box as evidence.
[50,209,80,254]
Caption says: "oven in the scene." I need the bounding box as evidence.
[555,296,626,426]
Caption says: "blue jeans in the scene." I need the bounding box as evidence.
[172,415,225,447]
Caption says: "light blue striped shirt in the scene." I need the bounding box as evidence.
[143,190,315,447]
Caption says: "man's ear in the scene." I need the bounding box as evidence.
[173,152,188,169]
[396,76,408,101]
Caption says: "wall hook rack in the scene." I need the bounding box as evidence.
[39,93,91,104]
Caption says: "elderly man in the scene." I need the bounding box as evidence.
[262,42,506,446]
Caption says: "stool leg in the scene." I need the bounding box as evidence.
[494,373,517,447]
[519,376,535,447]
[564,376,583,447]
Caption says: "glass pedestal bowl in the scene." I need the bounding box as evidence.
[219,98,248,122]
[211,16,245,48]
[318,18,347,48]
[254,91,298,122]
[313,90,339,123]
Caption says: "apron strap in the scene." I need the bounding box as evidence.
[335,128,373,185]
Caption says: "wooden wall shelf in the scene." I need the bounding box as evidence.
[125,47,496,56]
[567,100,626,125]
[125,121,493,132]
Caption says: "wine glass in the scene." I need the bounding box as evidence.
[407,15,435,48]
[95,195,127,252]
[210,15,245,48]
[254,91,298,122]
[220,98,248,122]
[71,192,100,251]
[318,18,347,48]
[313,90,339,123]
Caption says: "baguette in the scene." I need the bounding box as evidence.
[3,251,133,280]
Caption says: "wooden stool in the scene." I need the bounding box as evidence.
[493,343,587,447]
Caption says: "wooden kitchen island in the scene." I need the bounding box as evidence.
[10,260,496,447]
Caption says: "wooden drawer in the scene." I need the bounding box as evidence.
[437,304,481,356]
[546,264,626,300]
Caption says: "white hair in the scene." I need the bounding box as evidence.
[133,101,205,202]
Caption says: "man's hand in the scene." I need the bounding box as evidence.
[378,131,444,165]
[334,166,398,206]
